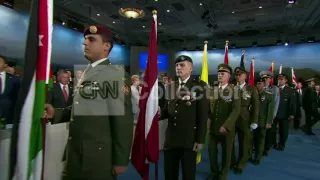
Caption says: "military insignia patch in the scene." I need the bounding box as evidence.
[180,56,185,60]
[121,84,130,96]
[89,26,98,33]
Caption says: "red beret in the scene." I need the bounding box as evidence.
[83,25,113,37]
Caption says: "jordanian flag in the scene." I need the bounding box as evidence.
[9,0,53,179]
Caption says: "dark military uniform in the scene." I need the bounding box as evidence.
[162,55,209,180]
[231,67,259,174]
[270,73,296,151]
[252,81,274,165]
[207,64,241,180]
[301,78,320,135]
[62,26,134,180]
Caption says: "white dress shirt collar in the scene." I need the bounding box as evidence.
[219,83,228,90]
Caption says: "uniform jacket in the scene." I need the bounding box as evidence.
[236,84,259,129]
[0,72,20,124]
[64,60,134,179]
[303,86,318,112]
[276,86,296,119]
[258,90,274,127]
[265,85,280,118]
[209,84,241,135]
[162,78,209,149]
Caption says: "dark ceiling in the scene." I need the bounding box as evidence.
[12,0,320,50]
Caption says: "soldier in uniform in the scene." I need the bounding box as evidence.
[62,25,134,180]
[207,64,241,180]
[258,71,280,156]
[252,79,274,165]
[301,78,320,135]
[231,67,259,174]
[270,73,296,151]
[161,55,208,180]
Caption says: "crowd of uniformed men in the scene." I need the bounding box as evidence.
[162,54,320,180]
[37,25,320,180]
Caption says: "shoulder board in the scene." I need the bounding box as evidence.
[264,91,272,94]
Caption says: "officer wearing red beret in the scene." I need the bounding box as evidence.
[62,25,134,180]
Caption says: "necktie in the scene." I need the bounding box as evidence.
[0,73,2,95]
[63,85,68,102]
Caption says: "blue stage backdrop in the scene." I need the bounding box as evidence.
[0,5,130,66]
[176,43,320,75]
[139,53,168,71]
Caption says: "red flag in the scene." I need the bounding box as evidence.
[224,40,229,64]
[131,10,159,180]
[269,61,274,85]
[248,57,255,86]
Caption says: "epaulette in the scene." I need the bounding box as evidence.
[264,91,272,94]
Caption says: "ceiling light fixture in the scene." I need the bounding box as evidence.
[159,23,161,25]
[199,3,202,6]
[97,13,100,16]
[119,8,145,19]
[142,26,145,28]
[113,21,115,23]
[232,11,235,13]
[288,0,296,4]
[259,6,262,8]
[167,9,170,12]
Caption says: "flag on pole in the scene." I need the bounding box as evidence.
[248,57,255,86]
[196,41,209,164]
[269,61,274,85]
[291,67,297,88]
[240,50,245,70]
[9,0,53,179]
[279,64,283,74]
[224,40,229,65]
[48,66,54,91]
[131,10,159,180]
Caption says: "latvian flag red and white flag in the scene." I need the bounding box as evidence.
[131,10,159,180]
[291,67,298,88]
[9,0,53,179]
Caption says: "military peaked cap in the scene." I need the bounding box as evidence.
[218,63,232,74]
[259,71,273,78]
[234,67,247,74]
[276,73,289,80]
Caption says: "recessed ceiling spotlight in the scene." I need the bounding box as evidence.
[159,22,161,25]
[232,11,235,13]
[97,13,100,16]
[259,6,262,8]
[199,3,202,6]
[142,26,145,28]
[113,21,115,23]
[167,9,170,12]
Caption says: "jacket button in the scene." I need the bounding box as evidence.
[176,104,178,106]
[194,127,196,129]
[75,101,79,104]
[98,147,102,151]
[173,123,177,126]
[175,110,177,113]
[68,137,72,140]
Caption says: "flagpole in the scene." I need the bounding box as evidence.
[152,9,159,180]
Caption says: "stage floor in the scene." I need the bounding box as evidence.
[119,129,320,180]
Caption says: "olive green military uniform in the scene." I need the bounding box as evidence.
[62,59,134,180]
[162,55,209,180]
[231,67,259,173]
[252,89,274,164]
[270,74,296,151]
[208,64,241,180]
